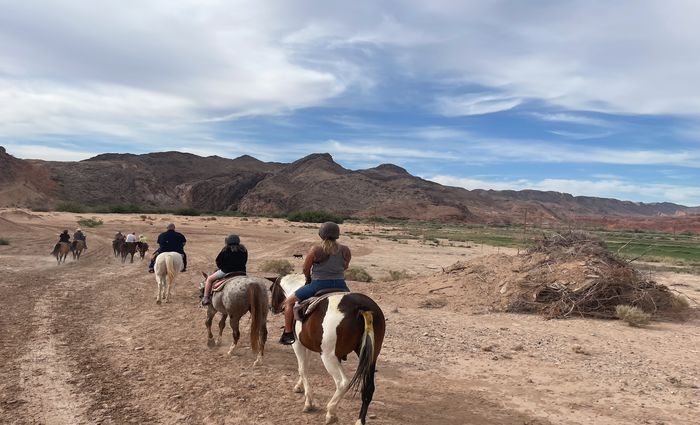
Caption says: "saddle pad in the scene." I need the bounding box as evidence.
[294,290,348,322]
[211,272,247,292]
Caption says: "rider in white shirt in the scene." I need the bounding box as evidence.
[125,232,138,243]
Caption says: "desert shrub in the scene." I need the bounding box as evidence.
[345,267,373,282]
[615,305,651,326]
[260,259,294,275]
[384,269,411,281]
[77,217,103,228]
[240,217,249,221]
[0,238,9,245]
[30,206,49,212]
[287,210,344,224]
[669,294,690,311]
[55,202,87,213]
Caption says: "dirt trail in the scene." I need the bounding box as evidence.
[1,211,698,424]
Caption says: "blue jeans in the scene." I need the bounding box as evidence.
[295,279,349,301]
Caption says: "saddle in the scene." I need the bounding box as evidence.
[293,289,349,322]
[211,272,247,293]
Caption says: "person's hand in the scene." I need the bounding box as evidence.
[305,275,311,285]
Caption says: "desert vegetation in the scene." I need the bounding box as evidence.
[0,238,9,245]
[259,259,294,275]
[77,217,103,228]
[287,210,345,223]
[345,266,373,282]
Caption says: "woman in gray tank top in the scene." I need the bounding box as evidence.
[279,222,352,345]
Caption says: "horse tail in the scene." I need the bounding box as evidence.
[247,282,268,354]
[165,254,176,285]
[349,310,379,425]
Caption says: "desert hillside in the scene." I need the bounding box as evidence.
[1,147,696,225]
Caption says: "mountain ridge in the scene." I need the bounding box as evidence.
[0,147,696,223]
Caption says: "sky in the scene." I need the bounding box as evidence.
[2,0,700,206]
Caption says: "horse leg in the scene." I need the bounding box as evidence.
[292,341,314,412]
[206,308,216,347]
[215,313,227,346]
[156,277,163,304]
[227,314,242,356]
[253,320,268,367]
[321,351,351,424]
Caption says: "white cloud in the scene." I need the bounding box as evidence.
[4,143,97,161]
[436,94,522,116]
[431,175,700,206]
[530,113,613,128]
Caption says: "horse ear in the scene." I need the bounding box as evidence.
[201,272,208,279]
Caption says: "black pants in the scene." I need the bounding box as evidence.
[149,250,187,270]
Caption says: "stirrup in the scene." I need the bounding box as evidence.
[279,331,296,345]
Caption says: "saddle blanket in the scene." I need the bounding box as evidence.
[211,272,247,292]
[294,289,349,322]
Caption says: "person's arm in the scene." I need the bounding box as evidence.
[302,247,316,283]
[215,250,225,269]
[342,246,352,270]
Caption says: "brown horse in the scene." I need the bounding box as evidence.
[270,274,385,425]
[120,242,137,263]
[71,240,85,260]
[137,242,149,260]
[54,242,70,264]
[112,238,124,257]
[199,273,269,366]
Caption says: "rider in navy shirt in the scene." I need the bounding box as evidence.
[148,223,187,272]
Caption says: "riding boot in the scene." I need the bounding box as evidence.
[201,295,211,306]
[279,331,296,345]
[181,252,187,272]
[148,259,155,273]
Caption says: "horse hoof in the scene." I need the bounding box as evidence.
[156,299,161,305]
[302,404,314,413]
[325,414,338,424]
[207,339,216,348]
[252,358,262,367]
[215,339,222,346]
[293,385,304,393]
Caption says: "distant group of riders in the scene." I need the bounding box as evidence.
[52,220,350,345]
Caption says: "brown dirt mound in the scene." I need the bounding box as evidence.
[390,231,687,319]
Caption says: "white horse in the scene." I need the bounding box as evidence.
[270,274,386,425]
[154,252,183,304]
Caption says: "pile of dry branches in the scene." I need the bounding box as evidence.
[507,231,682,319]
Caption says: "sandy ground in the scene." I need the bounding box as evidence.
[0,210,698,425]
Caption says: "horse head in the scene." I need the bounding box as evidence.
[198,272,207,299]
[269,276,285,314]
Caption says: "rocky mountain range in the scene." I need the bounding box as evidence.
[0,146,696,223]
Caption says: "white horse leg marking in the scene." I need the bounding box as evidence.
[320,296,350,424]
[292,339,314,412]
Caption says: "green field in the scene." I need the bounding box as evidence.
[348,219,700,273]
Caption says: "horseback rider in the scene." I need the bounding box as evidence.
[125,231,137,243]
[52,230,71,256]
[279,222,351,345]
[72,228,87,250]
[114,231,125,242]
[148,223,187,273]
[201,234,248,306]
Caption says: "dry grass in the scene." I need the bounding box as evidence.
[345,267,373,282]
[259,259,294,275]
[384,269,412,281]
[615,305,651,327]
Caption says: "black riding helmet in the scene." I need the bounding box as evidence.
[225,234,240,245]
[318,222,340,240]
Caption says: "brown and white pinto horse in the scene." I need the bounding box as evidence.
[270,274,385,425]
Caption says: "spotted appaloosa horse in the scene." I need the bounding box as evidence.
[198,273,269,366]
[154,252,182,304]
[270,274,386,425]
